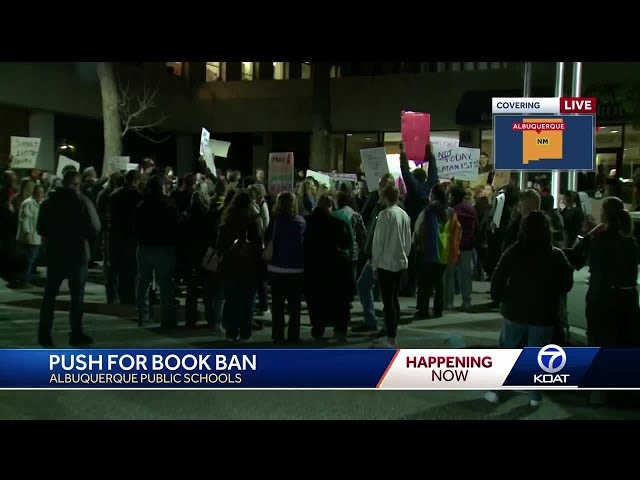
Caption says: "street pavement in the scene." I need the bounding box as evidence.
[0,266,638,420]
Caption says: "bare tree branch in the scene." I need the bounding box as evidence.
[117,79,169,138]
[131,128,173,144]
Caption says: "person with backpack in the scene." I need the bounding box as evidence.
[412,183,461,319]
[215,189,264,342]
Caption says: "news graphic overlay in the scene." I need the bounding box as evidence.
[492,97,596,171]
[1,347,640,390]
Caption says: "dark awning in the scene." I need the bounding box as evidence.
[455,88,555,126]
[456,86,630,126]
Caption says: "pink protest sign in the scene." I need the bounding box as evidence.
[401,111,431,163]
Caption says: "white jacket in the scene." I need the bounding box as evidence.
[372,204,412,272]
[16,197,42,245]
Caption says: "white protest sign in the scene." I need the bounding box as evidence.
[210,139,231,158]
[10,136,41,169]
[109,156,129,173]
[492,192,506,228]
[306,170,331,188]
[431,135,459,150]
[56,155,80,177]
[200,127,210,156]
[328,172,358,182]
[360,147,389,191]
[202,144,217,176]
[435,147,480,181]
[126,163,139,172]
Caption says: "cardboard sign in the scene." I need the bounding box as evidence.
[268,152,294,194]
[56,155,80,177]
[199,127,210,156]
[10,136,41,169]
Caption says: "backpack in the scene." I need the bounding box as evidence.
[437,208,461,265]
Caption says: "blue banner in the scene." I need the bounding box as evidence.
[0,349,396,389]
[493,114,595,171]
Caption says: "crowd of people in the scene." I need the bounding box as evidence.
[0,145,638,395]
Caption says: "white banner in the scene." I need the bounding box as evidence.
[108,156,129,174]
[10,136,41,169]
[435,147,481,181]
[202,145,217,176]
[200,127,210,156]
[306,170,331,187]
[210,139,231,158]
[56,155,80,177]
[360,147,389,192]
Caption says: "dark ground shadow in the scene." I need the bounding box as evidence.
[400,397,537,420]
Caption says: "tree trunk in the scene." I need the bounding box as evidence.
[309,63,331,172]
[96,62,122,177]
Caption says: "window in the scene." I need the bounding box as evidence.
[302,62,311,79]
[273,62,286,80]
[330,65,341,78]
[449,62,461,72]
[241,62,254,80]
[463,62,476,71]
[489,62,502,69]
[206,62,225,82]
[477,62,488,70]
[347,133,379,174]
[166,62,183,76]
[596,125,623,148]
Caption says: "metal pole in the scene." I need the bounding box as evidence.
[551,62,564,208]
[519,62,533,190]
[568,62,582,192]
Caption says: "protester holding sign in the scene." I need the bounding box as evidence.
[399,142,440,297]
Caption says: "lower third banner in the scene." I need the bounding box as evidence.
[0,346,636,390]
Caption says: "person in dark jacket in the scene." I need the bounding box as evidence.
[561,191,584,248]
[583,197,639,347]
[264,191,306,344]
[304,192,353,343]
[97,171,125,303]
[183,190,222,331]
[399,142,439,296]
[37,169,101,347]
[216,189,263,342]
[171,173,195,215]
[444,184,479,310]
[485,184,520,278]
[108,170,143,305]
[133,175,180,328]
[486,211,574,407]
[501,188,541,252]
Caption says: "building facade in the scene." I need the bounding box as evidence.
[1,61,639,199]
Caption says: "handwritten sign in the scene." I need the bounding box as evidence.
[126,163,139,172]
[56,155,80,177]
[210,139,231,158]
[108,156,129,173]
[328,172,358,182]
[435,147,480,181]
[202,145,217,176]
[492,171,512,189]
[10,136,41,169]
[268,152,294,195]
[306,170,331,188]
[401,111,431,163]
[431,135,459,151]
[360,147,389,191]
[469,172,490,188]
[199,127,210,156]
